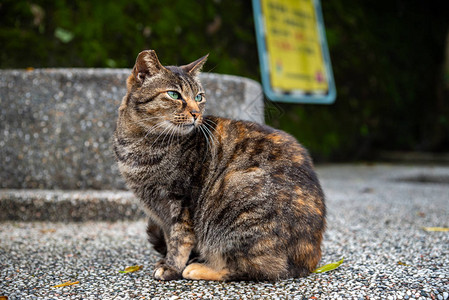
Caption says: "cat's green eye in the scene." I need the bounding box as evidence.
[195,94,203,102]
[167,91,181,100]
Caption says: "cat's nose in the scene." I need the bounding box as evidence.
[190,111,200,120]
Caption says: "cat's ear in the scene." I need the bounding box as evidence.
[132,50,166,84]
[181,54,209,76]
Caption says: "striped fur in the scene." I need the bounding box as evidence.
[113,50,326,281]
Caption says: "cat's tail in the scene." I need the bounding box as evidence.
[146,220,167,256]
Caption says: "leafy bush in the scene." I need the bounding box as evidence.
[0,0,257,77]
[271,1,449,160]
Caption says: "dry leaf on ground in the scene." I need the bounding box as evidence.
[52,281,79,288]
[312,258,344,273]
[422,227,449,232]
[119,265,143,273]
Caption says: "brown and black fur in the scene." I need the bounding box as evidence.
[113,50,326,281]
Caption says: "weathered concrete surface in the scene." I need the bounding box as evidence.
[0,164,448,299]
[0,69,264,190]
[0,189,143,222]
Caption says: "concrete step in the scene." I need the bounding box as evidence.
[0,189,143,222]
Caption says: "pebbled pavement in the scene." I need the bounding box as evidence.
[0,164,448,299]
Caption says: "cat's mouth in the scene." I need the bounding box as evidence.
[169,121,199,134]
[176,118,202,128]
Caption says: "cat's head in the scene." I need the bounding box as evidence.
[120,50,208,136]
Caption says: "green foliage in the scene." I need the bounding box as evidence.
[269,1,449,160]
[1,0,448,160]
[0,0,258,77]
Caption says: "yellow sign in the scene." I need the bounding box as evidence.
[253,0,335,103]
[262,0,328,92]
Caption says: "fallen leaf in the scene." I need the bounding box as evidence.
[397,261,410,266]
[0,296,8,300]
[312,258,344,273]
[422,227,449,232]
[119,265,143,273]
[52,281,79,288]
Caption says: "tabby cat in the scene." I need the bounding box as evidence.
[113,50,326,281]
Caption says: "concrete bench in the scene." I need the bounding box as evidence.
[0,69,264,221]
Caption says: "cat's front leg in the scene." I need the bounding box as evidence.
[153,207,195,280]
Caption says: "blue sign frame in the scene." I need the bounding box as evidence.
[252,0,336,104]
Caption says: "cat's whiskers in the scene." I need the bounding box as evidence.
[175,124,183,145]
[198,125,213,162]
[203,119,221,141]
[166,123,180,148]
[203,118,217,126]
[198,126,208,163]
[165,123,175,147]
[201,121,219,147]
[143,116,195,148]
[160,122,177,147]
[151,121,174,148]
[143,121,167,141]
[126,116,167,142]
[199,124,217,159]
[142,120,165,133]
[202,121,220,159]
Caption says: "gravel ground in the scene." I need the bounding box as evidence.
[0,164,448,299]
